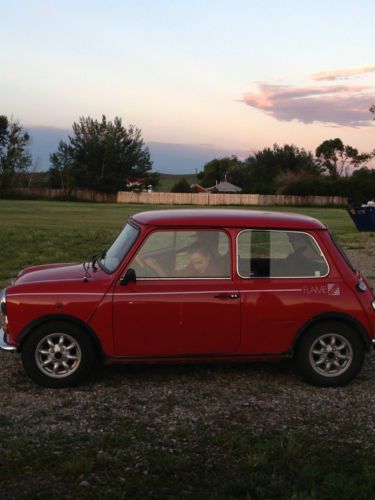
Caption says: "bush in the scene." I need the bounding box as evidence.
[171,178,193,193]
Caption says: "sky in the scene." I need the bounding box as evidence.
[1,0,374,172]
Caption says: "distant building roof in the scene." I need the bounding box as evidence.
[191,184,209,193]
[207,176,242,193]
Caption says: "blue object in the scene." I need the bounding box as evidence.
[347,206,375,232]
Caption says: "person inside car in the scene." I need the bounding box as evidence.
[181,243,228,277]
[285,232,326,276]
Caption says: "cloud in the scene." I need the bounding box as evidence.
[242,83,375,127]
[311,66,375,81]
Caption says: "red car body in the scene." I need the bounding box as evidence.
[1,209,374,387]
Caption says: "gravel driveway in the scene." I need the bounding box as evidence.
[1,241,375,440]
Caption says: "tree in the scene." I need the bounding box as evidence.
[0,115,32,188]
[49,141,76,194]
[49,115,158,193]
[197,146,319,194]
[315,138,371,177]
[349,168,375,204]
[241,144,319,194]
[197,156,241,188]
[171,177,193,193]
[225,158,256,193]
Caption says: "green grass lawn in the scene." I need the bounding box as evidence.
[0,199,361,287]
[3,417,375,499]
[0,200,161,286]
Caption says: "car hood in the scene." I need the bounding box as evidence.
[14,263,97,285]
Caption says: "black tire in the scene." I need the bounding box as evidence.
[295,321,365,387]
[21,321,96,388]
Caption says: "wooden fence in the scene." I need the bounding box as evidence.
[9,188,117,203]
[5,188,348,206]
[116,191,348,206]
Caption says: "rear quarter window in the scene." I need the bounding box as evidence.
[237,230,329,278]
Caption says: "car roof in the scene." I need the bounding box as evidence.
[131,209,327,230]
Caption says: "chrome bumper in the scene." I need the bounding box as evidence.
[0,327,17,352]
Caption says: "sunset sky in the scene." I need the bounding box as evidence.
[1,0,374,171]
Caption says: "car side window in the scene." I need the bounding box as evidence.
[131,230,230,278]
[237,230,329,278]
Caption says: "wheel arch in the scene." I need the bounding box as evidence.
[17,314,105,359]
[292,312,371,353]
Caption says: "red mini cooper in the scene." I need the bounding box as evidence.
[1,209,375,388]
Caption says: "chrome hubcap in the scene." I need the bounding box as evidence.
[35,333,81,378]
[309,333,353,377]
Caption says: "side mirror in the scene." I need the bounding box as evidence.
[120,268,136,286]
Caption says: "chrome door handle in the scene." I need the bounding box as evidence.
[214,293,240,299]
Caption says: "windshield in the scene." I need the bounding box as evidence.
[100,223,139,273]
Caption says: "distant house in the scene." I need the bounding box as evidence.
[191,184,209,193]
[125,178,143,188]
[191,175,242,194]
[207,175,242,193]
[125,178,153,192]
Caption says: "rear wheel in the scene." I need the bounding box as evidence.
[21,321,95,388]
[295,321,365,387]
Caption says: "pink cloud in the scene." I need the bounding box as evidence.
[242,83,375,127]
[311,66,375,81]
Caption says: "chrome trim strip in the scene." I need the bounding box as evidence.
[115,290,239,296]
[236,229,330,279]
[136,277,232,281]
[0,328,17,352]
[241,288,303,293]
[114,288,302,297]
[16,277,235,284]
[8,293,104,297]
[10,288,304,298]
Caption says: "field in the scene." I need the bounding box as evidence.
[157,173,199,192]
[1,200,375,499]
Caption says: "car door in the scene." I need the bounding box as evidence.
[236,229,331,354]
[113,229,241,356]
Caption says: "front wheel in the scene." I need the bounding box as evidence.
[21,321,95,388]
[295,321,365,387]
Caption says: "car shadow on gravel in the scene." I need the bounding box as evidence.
[89,358,297,387]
